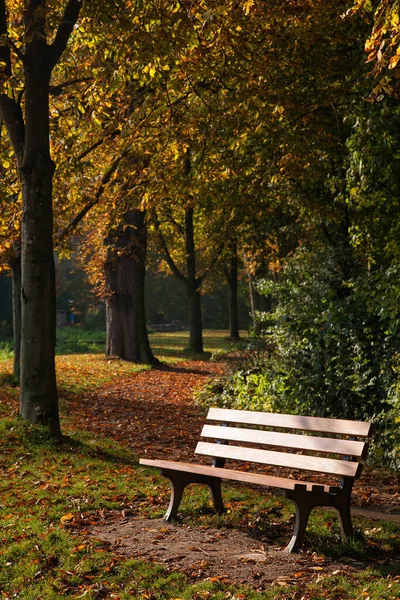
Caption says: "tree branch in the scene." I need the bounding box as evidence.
[7,39,27,64]
[56,148,130,244]
[153,213,186,284]
[77,128,121,161]
[49,0,84,69]
[49,77,92,96]
[198,241,225,285]
[0,2,25,163]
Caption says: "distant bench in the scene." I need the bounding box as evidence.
[140,408,374,552]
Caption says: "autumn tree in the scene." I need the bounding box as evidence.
[0,0,85,435]
[348,0,400,98]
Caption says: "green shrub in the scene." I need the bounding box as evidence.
[0,341,13,360]
[198,246,400,469]
[55,327,106,354]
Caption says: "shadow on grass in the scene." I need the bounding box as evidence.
[0,416,139,469]
[60,433,140,467]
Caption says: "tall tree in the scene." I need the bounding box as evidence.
[0,0,84,435]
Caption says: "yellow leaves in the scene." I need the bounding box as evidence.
[389,47,400,69]
[143,63,157,78]
[91,111,102,127]
[142,59,170,79]
[390,10,399,27]
[242,0,255,16]
[273,105,285,121]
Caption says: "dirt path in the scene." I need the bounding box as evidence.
[65,360,225,463]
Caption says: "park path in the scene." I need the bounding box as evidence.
[64,359,400,523]
[64,359,226,463]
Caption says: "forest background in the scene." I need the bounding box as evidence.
[0,0,400,466]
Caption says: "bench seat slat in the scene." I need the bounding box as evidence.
[139,458,338,493]
[201,424,367,458]
[207,408,373,438]
[195,441,362,478]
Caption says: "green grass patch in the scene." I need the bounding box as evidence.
[149,329,250,360]
[56,328,106,355]
[55,327,250,358]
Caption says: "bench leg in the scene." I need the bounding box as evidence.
[164,475,187,521]
[337,478,354,539]
[284,481,355,552]
[208,478,225,515]
[161,469,224,521]
[284,498,313,553]
[337,498,353,539]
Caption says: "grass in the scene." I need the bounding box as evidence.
[149,329,250,359]
[54,327,250,358]
[0,330,399,599]
[0,417,399,600]
[56,328,106,355]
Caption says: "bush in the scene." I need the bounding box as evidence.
[197,246,400,470]
[55,327,106,355]
[0,341,13,360]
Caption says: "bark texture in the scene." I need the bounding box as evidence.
[11,254,21,381]
[19,64,59,433]
[105,209,157,364]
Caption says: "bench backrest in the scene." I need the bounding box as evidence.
[195,408,374,481]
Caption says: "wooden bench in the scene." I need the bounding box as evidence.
[140,407,374,552]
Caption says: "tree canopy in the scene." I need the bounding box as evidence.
[0,0,399,447]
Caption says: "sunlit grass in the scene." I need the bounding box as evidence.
[55,354,151,393]
[149,329,250,359]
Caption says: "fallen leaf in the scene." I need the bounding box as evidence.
[60,513,75,523]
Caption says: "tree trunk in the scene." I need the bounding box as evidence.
[186,283,204,354]
[105,209,157,364]
[185,207,204,353]
[19,66,60,435]
[226,244,240,341]
[10,254,21,381]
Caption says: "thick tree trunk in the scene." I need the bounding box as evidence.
[226,244,240,341]
[105,209,157,364]
[185,207,204,353]
[19,66,60,435]
[10,254,21,381]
